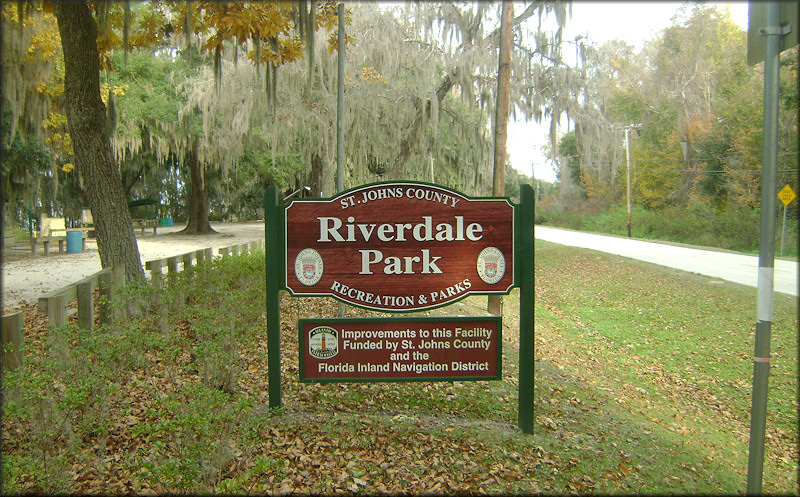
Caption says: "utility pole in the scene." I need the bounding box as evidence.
[336,2,345,194]
[625,127,632,238]
[336,2,346,318]
[488,0,513,316]
[623,124,641,238]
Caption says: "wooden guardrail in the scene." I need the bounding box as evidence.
[144,241,263,332]
[33,240,264,327]
[145,241,263,286]
[2,239,265,369]
[36,265,125,329]
[216,240,263,258]
[2,312,24,371]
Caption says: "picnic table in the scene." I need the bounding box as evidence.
[128,198,160,235]
[30,217,88,255]
[132,218,158,235]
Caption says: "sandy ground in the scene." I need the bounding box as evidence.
[2,222,266,313]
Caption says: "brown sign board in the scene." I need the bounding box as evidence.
[299,316,501,382]
[285,182,514,311]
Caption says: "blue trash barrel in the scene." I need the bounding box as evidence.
[167,217,173,227]
[66,231,82,253]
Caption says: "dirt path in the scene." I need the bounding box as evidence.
[2,222,265,313]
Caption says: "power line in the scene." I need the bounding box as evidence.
[631,168,799,174]
[630,151,799,164]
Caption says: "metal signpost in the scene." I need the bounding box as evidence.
[746,1,797,493]
[265,182,535,433]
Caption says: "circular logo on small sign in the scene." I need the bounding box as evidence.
[295,248,323,286]
[476,247,505,284]
[309,326,338,359]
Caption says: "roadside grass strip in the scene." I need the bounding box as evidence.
[534,241,798,494]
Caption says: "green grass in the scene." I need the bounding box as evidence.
[533,241,798,493]
[2,248,797,494]
[537,202,799,258]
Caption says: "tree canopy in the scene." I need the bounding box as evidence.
[5,1,796,241]
[548,4,798,214]
[3,0,572,236]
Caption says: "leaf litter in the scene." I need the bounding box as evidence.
[2,246,797,494]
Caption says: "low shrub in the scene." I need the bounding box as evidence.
[2,252,267,494]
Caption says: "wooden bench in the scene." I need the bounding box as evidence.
[30,217,87,255]
[79,207,95,237]
[31,231,88,255]
[132,218,158,235]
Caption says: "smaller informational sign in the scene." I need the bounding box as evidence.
[299,316,501,382]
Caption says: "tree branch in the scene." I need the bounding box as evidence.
[487,0,543,44]
[389,69,458,177]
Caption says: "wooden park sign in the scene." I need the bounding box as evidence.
[285,183,514,311]
[265,182,534,433]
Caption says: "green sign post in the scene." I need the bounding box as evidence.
[265,182,535,433]
[517,184,534,433]
[264,186,284,409]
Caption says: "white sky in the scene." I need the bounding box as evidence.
[509,1,751,182]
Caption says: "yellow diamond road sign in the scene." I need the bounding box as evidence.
[778,184,796,206]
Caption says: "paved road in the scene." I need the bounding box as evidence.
[535,226,798,297]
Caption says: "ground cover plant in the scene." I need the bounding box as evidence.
[2,247,797,494]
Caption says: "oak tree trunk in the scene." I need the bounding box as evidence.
[182,140,216,234]
[54,2,144,282]
[310,152,324,197]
